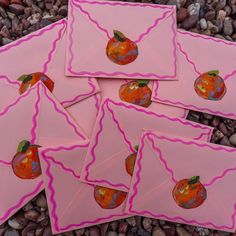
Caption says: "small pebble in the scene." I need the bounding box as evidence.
[229,133,236,145]
[200,18,207,29]
[8,4,25,15]
[223,17,233,35]
[126,217,136,227]
[152,226,166,236]
[176,227,192,236]
[182,15,199,30]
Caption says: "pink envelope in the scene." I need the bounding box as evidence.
[0,82,86,225]
[40,141,128,234]
[80,99,213,192]
[126,131,236,232]
[98,78,188,118]
[66,0,178,80]
[0,19,100,111]
[66,93,101,137]
[152,29,236,119]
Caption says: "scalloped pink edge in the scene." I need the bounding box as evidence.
[0,181,44,223]
[83,99,212,191]
[67,0,178,80]
[128,131,236,231]
[41,143,127,233]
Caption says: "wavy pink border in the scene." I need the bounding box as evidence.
[0,75,20,87]
[153,30,236,119]
[41,143,127,233]
[94,92,100,117]
[83,99,212,191]
[42,21,67,74]
[128,131,236,231]
[0,181,44,223]
[67,0,178,79]
[41,83,87,140]
[60,78,98,107]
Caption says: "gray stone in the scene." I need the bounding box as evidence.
[200,18,207,29]
[0,6,7,18]
[152,226,166,236]
[223,17,233,35]
[182,15,199,30]
[2,37,13,45]
[75,228,85,236]
[119,222,129,234]
[107,231,118,236]
[217,10,226,21]
[27,13,41,24]
[176,227,192,236]
[219,122,228,135]
[204,10,216,20]
[35,193,48,209]
[229,133,236,145]
[4,229,20,236]
[8,214,28,230]
[187,3,200,16]
[143,218,152,230]
[24,209,40,221]
[177,7,189,22]
[58,5,67,16]
[8,4,25,15]
[0,25,10,38]
[126,217,136,227]
[137,229,151,236]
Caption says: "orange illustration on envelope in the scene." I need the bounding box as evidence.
[126,131,236,232]
[153,29,236,119]
[80,99,213,192]
[0,82,86,225]
[40,141,128,234]
[66,0,178,80]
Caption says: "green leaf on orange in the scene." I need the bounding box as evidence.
[17,140,30,153]
[17,74,32,83]
[138,80,149,87]
[114,30,126,42]
[208,70,219,77]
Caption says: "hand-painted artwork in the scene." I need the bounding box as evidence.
[125,145,139,176]
[12,140,42,179]
[106,30,138,65]
[18,72,54,95]
[94,185,127,209]
[194,70,227,101]
[172,176,207,209]
[119,80,152,107]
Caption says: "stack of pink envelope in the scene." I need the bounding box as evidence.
[1,0,236,234]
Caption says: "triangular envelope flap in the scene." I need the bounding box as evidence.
[106,100,209,143]
[83,101,133,188]
[46,24,99,105]
[0,87,39,161]
[40,158,80,233]
[0,20,65,79]
[75,1,173,41]
[178,30,236,78]
[36,84,86,146]
[59,182,127,233]
[131,134,236,230]
[149,134,236,184]
[0,168,42,223]
[0,82,19,111]
[40,142,89,176]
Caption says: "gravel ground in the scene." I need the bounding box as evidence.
[1,0,236,235]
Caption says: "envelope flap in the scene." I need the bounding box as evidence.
[178,30,236,80]
[36,83,87,146]
[72,0,174,43]
[127,131,236,231]
[0,20,66,80]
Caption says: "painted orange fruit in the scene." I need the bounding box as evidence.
[94,185,127,209]
[106,30,138,65]
[125,145,139,176]
[194,70,226,100]
[18,72,54,95]
[12,140,42,179]
[172,176,207,209]
[119,80,152,107]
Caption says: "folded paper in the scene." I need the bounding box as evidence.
[0,19,100,111]
[40,141,128,234]
[98,78,188,118]
[80,99,213,192]
[152,29,236,119]
[126,131,236,232]
[66,0,178,80]
[0,82,86,225]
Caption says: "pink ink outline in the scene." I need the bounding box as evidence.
[0,20,67,54]
[67,0,178,80]
[83,99,212,191]
[41,83,87,140]
[60,78,98,107]
[0,181,44,223]
[128,131,236,231]
[41,143,127,233]
[42,21,67,74]
[30,84,41,144]
[0,75,20,87]
[0,160,12,166]
[152,30,236,118]
[94,92,100,117]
